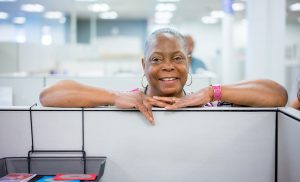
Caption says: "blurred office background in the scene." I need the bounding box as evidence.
[0,0,299,105]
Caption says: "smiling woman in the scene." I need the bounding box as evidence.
[142,28,189,97]
[39,28,288,125]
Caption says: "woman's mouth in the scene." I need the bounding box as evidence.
[159,77,178,81]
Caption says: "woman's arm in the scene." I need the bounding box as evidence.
[39,80,116,107]
[39,80,155,124]
[154,79,288,109]
[220,79,288,107]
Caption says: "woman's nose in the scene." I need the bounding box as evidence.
[161,61,175,71]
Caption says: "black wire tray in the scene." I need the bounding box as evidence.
[0,156,106,182]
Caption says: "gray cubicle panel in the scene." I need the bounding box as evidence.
[0,107,32,157]
[278,108,300,182]
[0,76,44,106]
[0,107,276,182]
[45,75,212,92]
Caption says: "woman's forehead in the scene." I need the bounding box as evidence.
[148,34,185,52]
[152,33,182,44]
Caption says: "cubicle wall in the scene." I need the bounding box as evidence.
[0,75,213,106]
[278,108,300,182]
[0,107,277,182]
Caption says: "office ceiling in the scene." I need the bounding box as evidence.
[0,0,299,24]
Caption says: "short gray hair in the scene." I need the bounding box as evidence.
[144,28,188,58]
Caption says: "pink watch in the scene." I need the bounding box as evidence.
[211,84,222,101]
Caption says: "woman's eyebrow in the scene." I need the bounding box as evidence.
[171,50,185,55]
[149,51,164,57]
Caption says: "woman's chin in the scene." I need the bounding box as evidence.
[159,88,182,97]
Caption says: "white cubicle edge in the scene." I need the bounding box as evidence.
[277,107,300,182]
[0,107,276,182]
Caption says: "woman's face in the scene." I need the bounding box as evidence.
[142,33,190,97]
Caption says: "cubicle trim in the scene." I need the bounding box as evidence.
[0,108,278,112]
[275,112,278,182]
[278,110,300,122]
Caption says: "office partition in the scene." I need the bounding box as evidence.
[0,107,279,182]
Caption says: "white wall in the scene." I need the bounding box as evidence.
[285,22,300,101]
[0,43,18,73]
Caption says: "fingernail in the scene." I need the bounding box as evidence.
[150,118,155,125]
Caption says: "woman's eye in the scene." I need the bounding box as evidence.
[151,58,161,63]
[173,56,183,63]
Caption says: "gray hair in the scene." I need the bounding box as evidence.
[144,28,188,59]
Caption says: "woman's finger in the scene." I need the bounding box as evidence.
[165,100,188,110]
[143,101,154,121]
[153,96,178,104]
[136,104,155,125]
[147,97,170,108]
[165,96,202,110]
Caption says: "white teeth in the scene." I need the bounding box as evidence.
[161,77,176,81]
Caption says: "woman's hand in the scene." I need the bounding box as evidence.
[153,87,213,110]
[113,91,173,125]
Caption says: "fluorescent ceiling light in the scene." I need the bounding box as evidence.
[16,34,26,43]
[88,3,110,12]
[44,11,64,19]
[21,3,44,13]
[210,10,224,18]
[232,3,245,11]
[201,16,218,24]
[13,17,26,24]
[156,0,180,2]
[0,12,9,19]
[289,3,300,11]
[155,3,177,11]
[99,11,118,19]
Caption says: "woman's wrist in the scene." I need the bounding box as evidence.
[107,91,118,106]
[204,86,214,102]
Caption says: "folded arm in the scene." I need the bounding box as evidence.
[155,79,288,109]
[39,80,155,124]
[39,80,116,107]
[221,79,288,107]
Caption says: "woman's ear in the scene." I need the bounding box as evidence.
[187,54,192,67]
[142,57,145,70]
